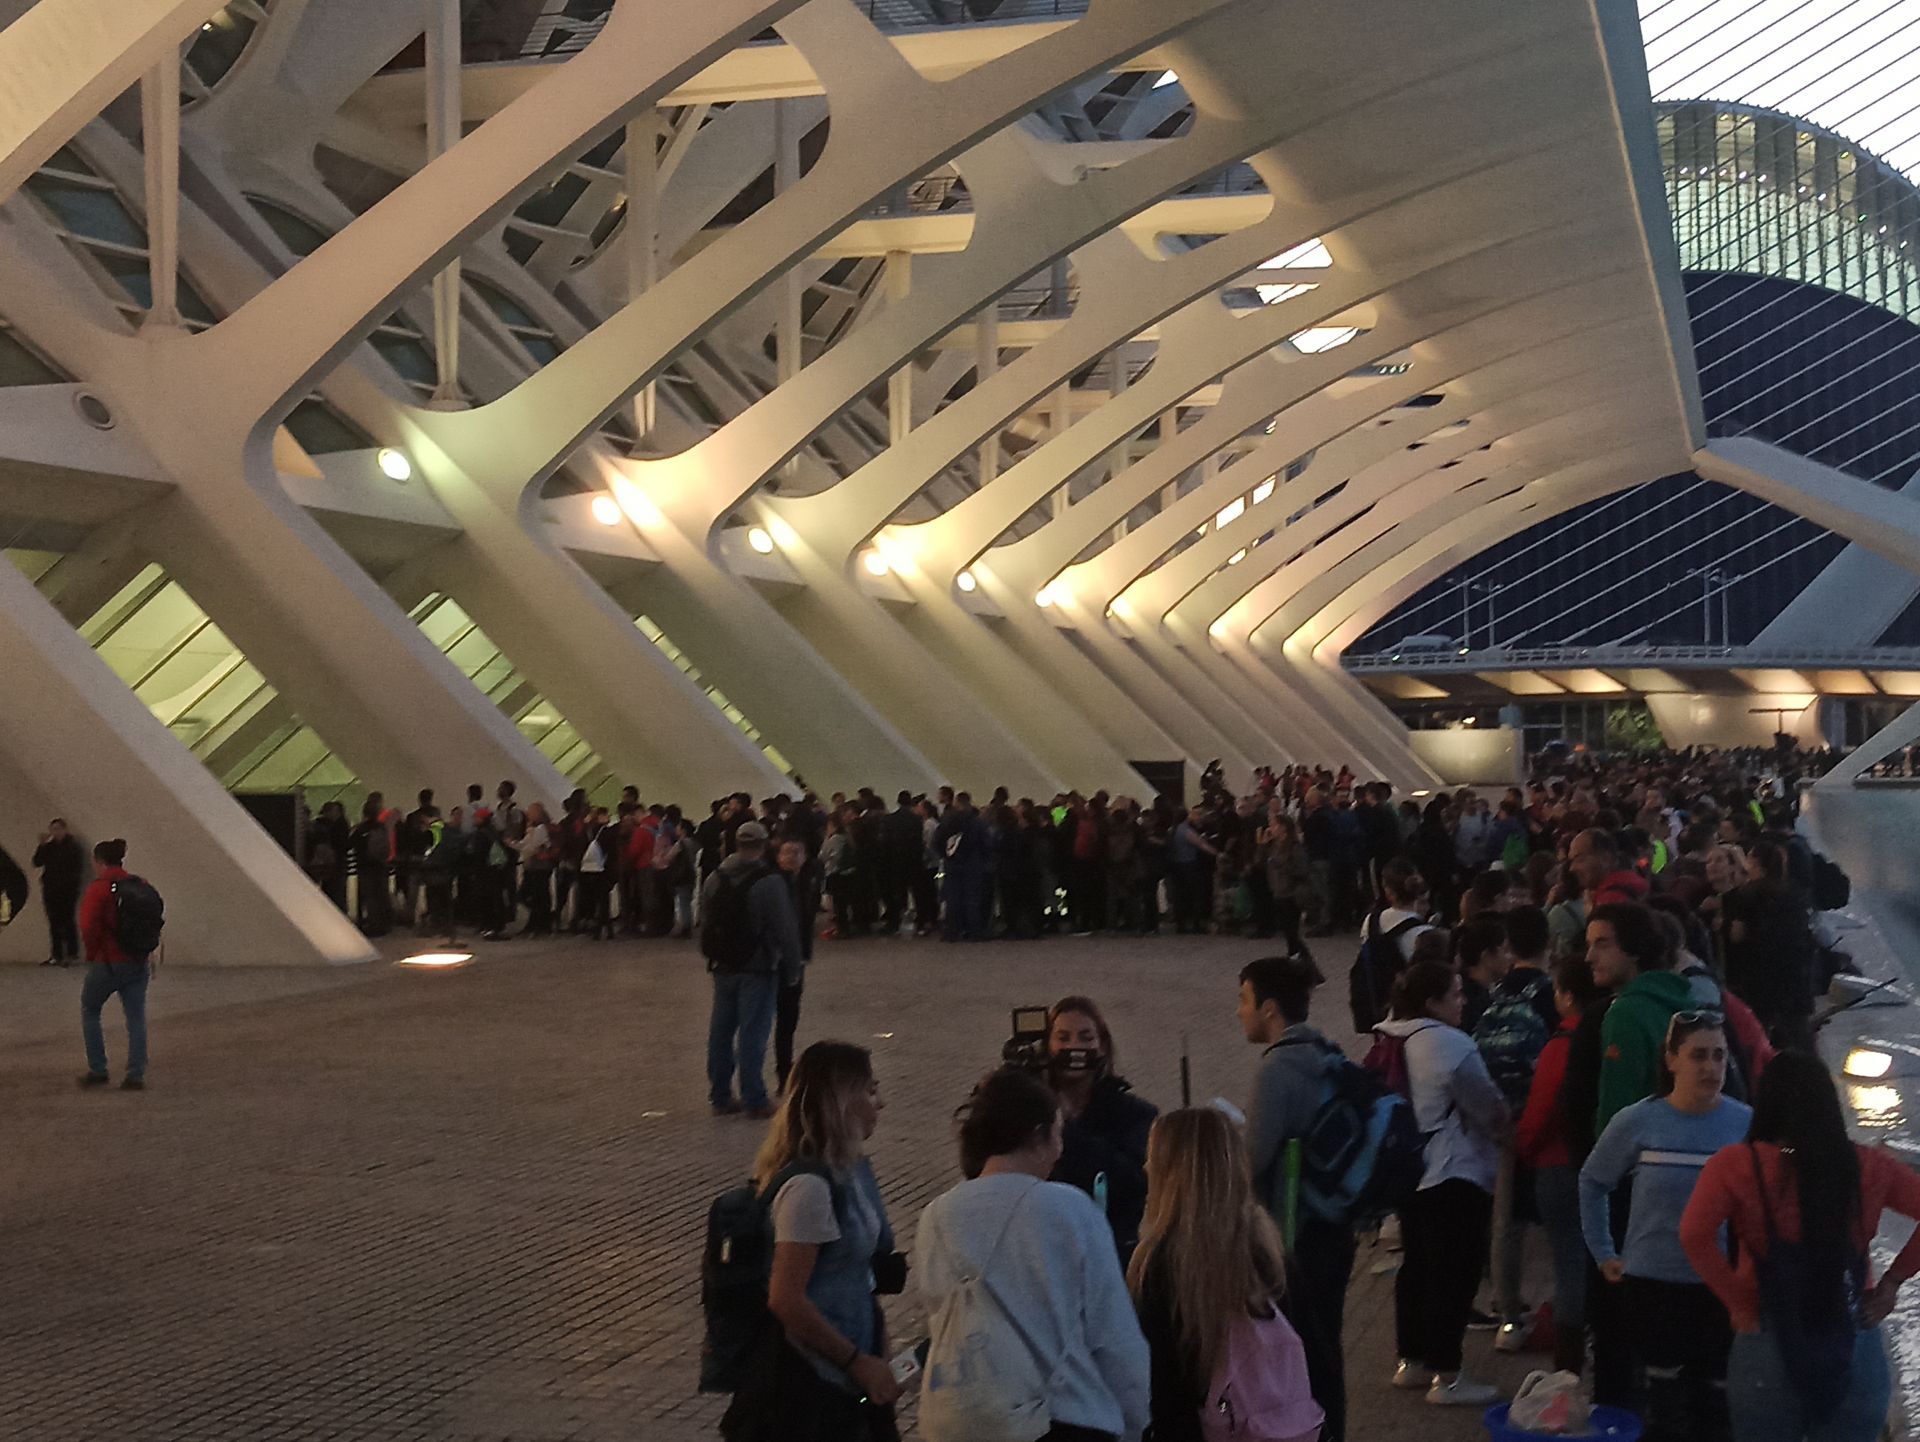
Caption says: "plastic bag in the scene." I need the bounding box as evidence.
[1508,1370,1590,1435]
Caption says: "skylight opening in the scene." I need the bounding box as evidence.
[1261,238,1333,269]
[1291,326,1360,354]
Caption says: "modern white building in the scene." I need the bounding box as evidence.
[4,0,1918,962]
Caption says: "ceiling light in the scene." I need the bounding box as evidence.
[376,447,412,481]
[1252,478,1276,503]
[1216,497,1246,527]
[862,549,890,577]
[398,952,474,969]
[590,495,622,526]
[956,570,977,593]
[1153,69,1180,88]
[747,526,774,554]
[1228,548,1247,565]
[1845,1048,1894,1080]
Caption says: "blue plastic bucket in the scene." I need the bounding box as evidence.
[1483,1403,1643,1442]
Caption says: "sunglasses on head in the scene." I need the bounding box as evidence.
[1665,1008,1725,1042]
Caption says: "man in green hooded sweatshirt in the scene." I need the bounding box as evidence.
[1587,901,1696,1131]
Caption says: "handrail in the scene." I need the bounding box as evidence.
[1343,643,1920,672]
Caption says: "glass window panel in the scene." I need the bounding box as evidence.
[92,249,155,308]
[470,279,537,329]
[282,399,371,454]
[518,334,562,365]
[235,727,331,791]
[515,170,589,229]
[370,331,437,384]
[183,8,261,89]
[176,275,217,323]
[246,196,331,256]
[503,226,542,265]
[0,328,67,385]
[43,146,97,177]
[26,176,146,248]
[441,629,499,677]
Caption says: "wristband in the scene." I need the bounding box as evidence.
[841,1340,861,1371]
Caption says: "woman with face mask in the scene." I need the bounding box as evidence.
[1578,1011,1752,1442]
[1043,995,1159,1264]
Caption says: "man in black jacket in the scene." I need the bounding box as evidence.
[32,819,86,966]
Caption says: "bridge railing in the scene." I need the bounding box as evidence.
[1343,643,1920,673]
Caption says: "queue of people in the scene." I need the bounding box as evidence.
[702,742,1912,1442]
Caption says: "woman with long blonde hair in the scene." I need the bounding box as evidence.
[1126,1108,1322,1442]
[723,1041,902,1442]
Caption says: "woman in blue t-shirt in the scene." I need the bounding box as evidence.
[1580,1010,1751,1442]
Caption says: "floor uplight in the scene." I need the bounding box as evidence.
[956,570,977,593]
[376,447,413,481]
[748,526,775,554]
[1845,1047,1895,1080]
[590,495,622,526]
[862,548,890,577]
[398,951,474,969]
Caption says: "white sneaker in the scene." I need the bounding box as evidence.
[1495,1319,1533,1353]
[1426,1373,1499,1407]
[1392,1360,1435,1390]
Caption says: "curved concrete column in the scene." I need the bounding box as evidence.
[0,0,230,201]
[1694,438,1920,788]
[0,558,373,966]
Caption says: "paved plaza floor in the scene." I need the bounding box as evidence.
[2,928,1588,1440]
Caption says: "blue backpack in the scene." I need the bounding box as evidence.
[1273,1038,1425,1240]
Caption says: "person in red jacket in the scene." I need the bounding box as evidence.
[1682,1052,1920,1442]
[77,838,152,1091]
[1516,953,1606,1374]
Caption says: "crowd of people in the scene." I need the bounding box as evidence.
[701,744,1920,1442]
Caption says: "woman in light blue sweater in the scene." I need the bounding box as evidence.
[1579,1011,1751,1442]
[917,1067,1150,1442]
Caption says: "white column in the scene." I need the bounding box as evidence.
[139,56,180,327]
[424,0,462,405]
[1050,382,1071,520]
[976,304,1000,487]
[625,112,660,438]
[773,97,804,385]
[886,249,912,447]
[0,558,375,967]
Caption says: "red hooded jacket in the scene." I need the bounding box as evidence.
[79,865,132,964]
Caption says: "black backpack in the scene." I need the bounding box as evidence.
[699,1162,830,1393]
[1810,854,1851,911]
[112,876,166,957]
[700,862,771,973]
[1348,910,1420,1034]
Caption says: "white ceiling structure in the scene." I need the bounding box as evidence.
[1,0,1915,961]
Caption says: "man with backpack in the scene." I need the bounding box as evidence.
[700,822,800,1119]
[1241,953,1414,1442]
[1473,905,1559,1351]
[76,837,163,1091]
[1348,857,1433,1035]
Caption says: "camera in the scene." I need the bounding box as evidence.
[1002,1005,1050,1070]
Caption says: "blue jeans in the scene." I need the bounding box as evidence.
[708,971,777,1109]
[82,961,150,1079]
[1728,1327,1890,1442]
[1533,1163,1588,1369]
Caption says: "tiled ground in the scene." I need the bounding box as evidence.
[1,927,1566,1440]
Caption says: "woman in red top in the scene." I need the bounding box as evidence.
[1515,953,1604,1374]
[1681,1052,1920,1442]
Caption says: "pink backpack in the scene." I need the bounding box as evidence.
[1201,1306,1325,1442]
